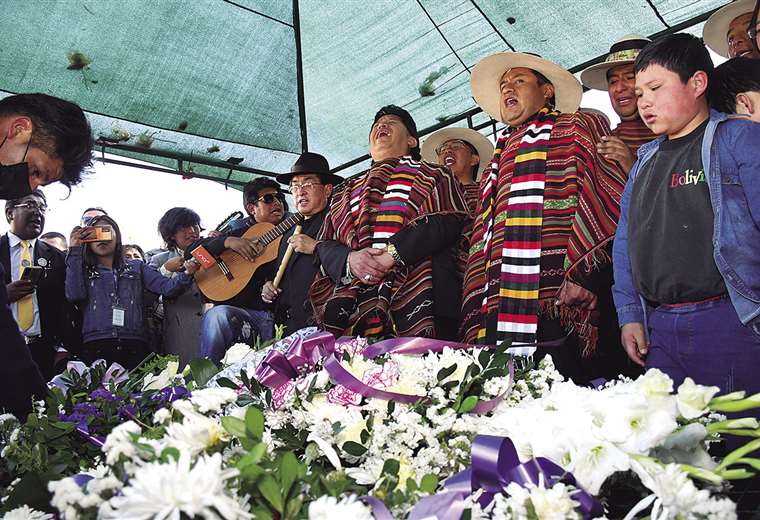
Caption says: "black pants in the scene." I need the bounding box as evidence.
[27,338,56,382]
[79,338,151,370]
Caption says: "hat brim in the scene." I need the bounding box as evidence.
[703,0,755,58]
[420,128,494,181]
[471,52,583,122]
[276,171,344,186]
[580,60,636,91]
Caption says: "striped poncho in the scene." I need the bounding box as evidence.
[461,109,627,352]
[310,156,468,338]
[612,117,657,157]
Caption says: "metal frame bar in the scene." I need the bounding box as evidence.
[293,0,309,152]
[97,156,250,187]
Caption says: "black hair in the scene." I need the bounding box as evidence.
[532,70,557,109]
[83,214,123,270]
[708,57,760,113]
[122,243,145,261]
[80,206,107,218]
[372,105,421,160]
[4,189,46,214]
[40,231,66,241]
[634,33,713,84]
[243,177,281,205]
[0,93,93,188]
[157,207,202,250]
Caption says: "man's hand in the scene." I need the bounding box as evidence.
[163,256,185,273]
[261,281,281,303]
[224,236,264,262]
[557,281,597,310]
[348,248,391,284]
[621,322,648,367]
[597,136,636,173]
[183,259,201,276]
[69,226,94,247]
[6,280,34,303]
[288,233,317,255]
[374,251,396,271]
[208,230,223,238]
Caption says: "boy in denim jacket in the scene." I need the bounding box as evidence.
[613,33,760,396]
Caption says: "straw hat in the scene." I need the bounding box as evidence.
[703,0,755,58]
[471,52,582,122]
[580,34,652,91]
[421,128,494,180]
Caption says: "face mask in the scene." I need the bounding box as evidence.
[0,135,33,199]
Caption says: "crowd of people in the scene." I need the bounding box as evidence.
[1,1,760,440]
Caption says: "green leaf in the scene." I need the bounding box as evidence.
[458,395,479,414]
[360,429,370,444]
[437,363,457,382]
[238,443,268,468]
[420,473,439,494]
[285,495,305,519]
[245,406,265,439]
[342,441,367,457]
[279,452,299,498]
[478,349,491,368]
[160,447,181,462]
[252,505,274,520]
[221,416,247,439]
[190,358,219,387]
[216,377,239,389]
[239,463,264,481]
[258,474,284,513]
[406,477,418,492]
[382,458,400,477]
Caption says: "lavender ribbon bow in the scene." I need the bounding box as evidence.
[254,332,515,408]
[408,435,603,519]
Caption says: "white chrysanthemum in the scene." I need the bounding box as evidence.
[190,387,238,413]
[48,476,86,519]
[634,369,674,399]
[2,505,53,519]
[104,452,252,519]
[162,413,227,455]
[676,378,720,419]
[102,420,141,464]
[308,495,373,520]
[221,343,254,366]
[153,407,171,425]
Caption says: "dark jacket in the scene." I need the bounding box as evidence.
[0,234,74,347]
[274,208,327,333]
[0,262,46,418]
[65,246,193,343]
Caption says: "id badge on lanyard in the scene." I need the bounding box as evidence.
[111,270,125,327]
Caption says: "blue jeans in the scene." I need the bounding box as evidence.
[647,297,760,396]
[200,305,273,362]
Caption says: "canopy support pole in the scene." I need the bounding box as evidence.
[293,0,309,153]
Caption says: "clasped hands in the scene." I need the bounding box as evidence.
[348,247,396,285]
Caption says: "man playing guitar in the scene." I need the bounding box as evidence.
[188,178,288,362]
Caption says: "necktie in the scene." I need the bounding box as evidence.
[18,240,33,331]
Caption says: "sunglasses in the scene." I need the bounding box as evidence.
[256,193,285,204]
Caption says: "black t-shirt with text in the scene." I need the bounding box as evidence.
[628,120,726,304]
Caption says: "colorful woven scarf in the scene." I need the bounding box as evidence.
[477,108,558,344]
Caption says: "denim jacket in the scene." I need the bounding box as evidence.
[613,110,760,333]
[65,246,192,343]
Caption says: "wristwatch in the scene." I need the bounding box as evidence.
[386,243,404,266]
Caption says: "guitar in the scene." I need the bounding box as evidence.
[194,213,303,302]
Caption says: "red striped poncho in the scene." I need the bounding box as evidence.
[461,111,627,352]
[310,156,469,338]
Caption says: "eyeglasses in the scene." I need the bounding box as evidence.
[256,193,285,204]
[289,181,322,193]
[435,140,473,157]
[13,202,48,213]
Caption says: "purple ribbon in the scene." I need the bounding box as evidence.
[254,331,515,408]
[408,435,603,519]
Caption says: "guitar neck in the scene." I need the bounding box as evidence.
[259,213,304,246]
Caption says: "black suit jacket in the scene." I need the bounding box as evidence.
[1,234,71,347]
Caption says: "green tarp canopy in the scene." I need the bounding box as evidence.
[0,0,730,188]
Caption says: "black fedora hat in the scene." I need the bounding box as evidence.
[276,152,344,186]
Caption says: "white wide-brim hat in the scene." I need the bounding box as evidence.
[471,52,582,122]
[580,34,652,91]
[421,128,495,181]
[703,0,755,58]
